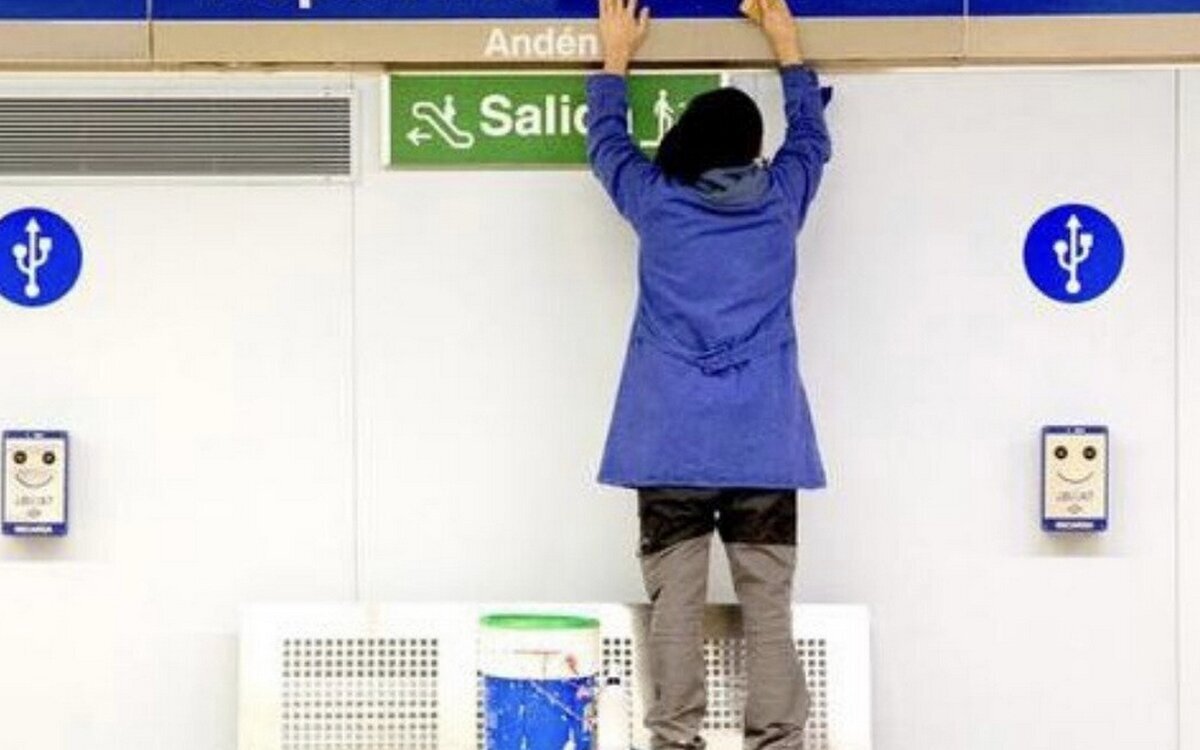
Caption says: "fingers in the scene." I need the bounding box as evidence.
[638,5,650,32]
[601,0,647,25]
[739,0,763,25]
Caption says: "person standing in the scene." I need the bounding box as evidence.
[587,0,832,748]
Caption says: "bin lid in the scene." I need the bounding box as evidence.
[480,614,600,631]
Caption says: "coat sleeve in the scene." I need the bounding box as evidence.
[586,74,658,224]
[768,66,832,222]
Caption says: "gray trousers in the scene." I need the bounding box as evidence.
[637,488,809,750]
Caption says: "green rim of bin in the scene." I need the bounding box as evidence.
[480,614,600,631]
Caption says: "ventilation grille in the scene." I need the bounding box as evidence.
[0,97,351,176]
[281,637,439,750]
[691,637,830,745]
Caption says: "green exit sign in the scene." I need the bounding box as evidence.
[387,72,723,168]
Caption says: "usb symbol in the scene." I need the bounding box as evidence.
[11,217,52,300]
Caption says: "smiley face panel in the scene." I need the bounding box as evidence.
[3,431,68,535]
[1043,427,1108,531]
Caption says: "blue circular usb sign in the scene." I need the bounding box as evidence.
[1024,204,1123,304]
[0,208,83,308]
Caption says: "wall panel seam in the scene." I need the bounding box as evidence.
[1174,66,1185,750]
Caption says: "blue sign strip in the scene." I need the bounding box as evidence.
[154,0,961,20]
[9,0,1199,22]
[972,0,1200,13]
[0,0,145,20]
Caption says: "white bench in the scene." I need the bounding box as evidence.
[239,603,871,750]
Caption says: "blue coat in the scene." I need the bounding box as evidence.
[586,67,832,490]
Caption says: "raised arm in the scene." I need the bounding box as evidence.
[586,76,657,222]
[747,0,832,217]
[771,66,831,215]
[586,0,657,222]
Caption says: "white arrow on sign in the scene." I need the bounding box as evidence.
[13,216,52,300]
[25,218,40,252]
[407,127,432,147]
[1053,213,1093,296]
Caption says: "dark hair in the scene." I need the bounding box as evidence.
[654,87,764,185]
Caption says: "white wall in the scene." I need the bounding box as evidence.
[0,73,359,748]
[0,68,1191,750]
[797,69,1177,750]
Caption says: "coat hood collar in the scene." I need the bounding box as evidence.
[693,164,769,207]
